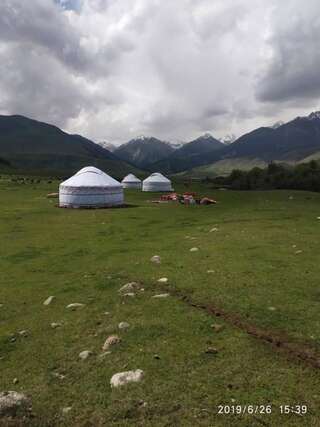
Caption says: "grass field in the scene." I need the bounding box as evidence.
[1,177,320,426]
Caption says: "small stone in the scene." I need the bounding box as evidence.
[79,350,92,360]
[268,306,276,311]
[152,293,170,299]
[210,228,218,232]
[18,330,28,337]
[102,335,121,351]
[110,369,144,387]
[295,250,303,254]
[43,296,55,306]
[62,407,72,415]
[66,303,85,310]
[0,391,32,417]
[150,255,161,264]
[207,270,215,274]
[154,354,161,360]
[119,282,140,294]
[52,372,66,380]
[51,322,62,329]
[205,347,219,354]
[190,247,199,252]
[13,378,19,385]
[157,277,168,283]
[103,311,111,316]
[317,217,320,220]
[118,322,130,330]
[211,324,224,332]
[122,292,135,297]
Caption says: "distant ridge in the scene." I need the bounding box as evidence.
[185,111,320,176]
[0,115,141,177]
[114,136,175,168]
[148,133,225,173]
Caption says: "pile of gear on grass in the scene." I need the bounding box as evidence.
[151,192,217,205]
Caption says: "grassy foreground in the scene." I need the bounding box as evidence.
[1,177,320,426]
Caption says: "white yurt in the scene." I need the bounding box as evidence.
[121,173,142,189]
[142,172,173,192]
[59,166,123,208]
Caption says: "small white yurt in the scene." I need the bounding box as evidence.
[59,166,123,208]
[142,172,173,192]
[121,173,142,189]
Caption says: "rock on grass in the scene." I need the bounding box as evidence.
[102,335,121,351]
[157,277,168,284]
[110,369,144,388]
[51,322,62,329]
[66,303,85,310]
[79,350,92,360]
[118,322,130,330]
[152,294,170,299]
[150,255,161,264]
[0,391,32,418]
[119,282,140,294]
[190,247,199,252]
[43,296,55,306]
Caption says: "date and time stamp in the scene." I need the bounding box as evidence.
[217,404,308,416]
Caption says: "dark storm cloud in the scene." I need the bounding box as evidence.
[256,0,320,103]
[0,44,89,126]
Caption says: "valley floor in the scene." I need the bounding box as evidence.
[1,178,320,426]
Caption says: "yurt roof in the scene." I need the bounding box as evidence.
[143,173,171,183]
[61,166,121,188]
[122,173,141,183]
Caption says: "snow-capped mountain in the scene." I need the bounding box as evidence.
[97,141,117,152]
[114,136,175,168]
[220,134,237,144]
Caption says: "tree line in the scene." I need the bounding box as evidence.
[208,160,320,192]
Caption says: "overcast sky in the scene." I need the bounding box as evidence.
[0,0,319,144]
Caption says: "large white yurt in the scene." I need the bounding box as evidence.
[142,172,173,192]
[59,166,123,208]
[121,173,142,189]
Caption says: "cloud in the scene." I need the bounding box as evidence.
[0,0,319,144]
[256,0,320,103]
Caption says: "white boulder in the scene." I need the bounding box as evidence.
[119,282,140,294]
[110,369,144,388]
[118,322,130,330]
[66,303,85,310]
[79,350,92,360]
[102,335,121,351]
[152,294,170,299]
[43,296,55,306]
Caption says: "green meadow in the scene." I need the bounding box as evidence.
[1,177,320,426]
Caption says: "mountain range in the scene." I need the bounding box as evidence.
[113,136,175,169]
[0,115,141,177]
[1,111,320,177]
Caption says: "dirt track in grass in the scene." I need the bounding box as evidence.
[157,284,320,370]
